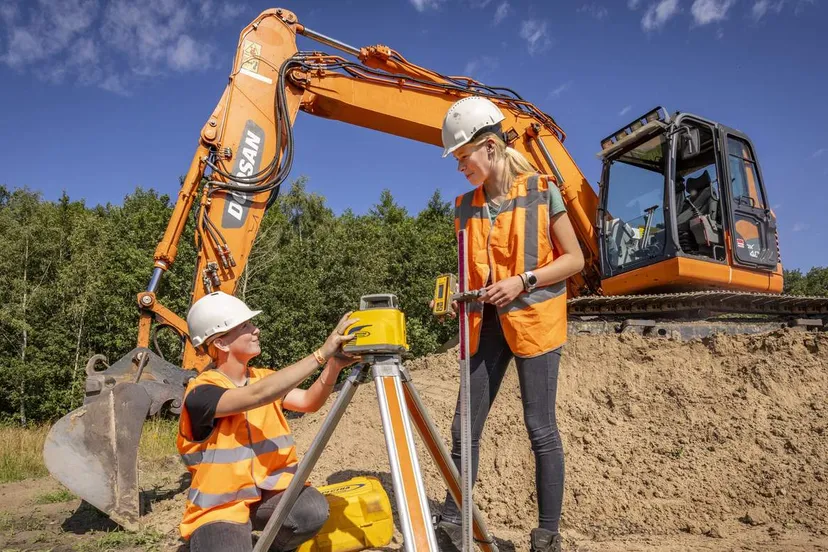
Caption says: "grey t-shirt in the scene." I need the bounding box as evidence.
[486,183,566,224]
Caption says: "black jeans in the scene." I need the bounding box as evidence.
[189,486,329,552]
[441,304,565,533]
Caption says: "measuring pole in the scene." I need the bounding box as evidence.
[457,228,473,552]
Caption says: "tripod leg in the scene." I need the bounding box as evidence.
[252,364,369,552]
[372,357,439,552]
[401,370,499,552]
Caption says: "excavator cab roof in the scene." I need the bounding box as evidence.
[597,106,671,160]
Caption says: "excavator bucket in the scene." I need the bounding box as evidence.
[44,383,151,529]
[43,348,193,530]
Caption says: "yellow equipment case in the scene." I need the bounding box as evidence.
[296,476,394,552]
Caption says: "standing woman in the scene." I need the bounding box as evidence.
[434,97,584,552]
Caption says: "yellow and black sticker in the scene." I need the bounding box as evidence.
[241,40,261,73]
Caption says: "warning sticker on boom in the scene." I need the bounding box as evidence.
[241,40,261,73]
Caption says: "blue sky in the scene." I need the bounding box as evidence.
[0,0,826,271]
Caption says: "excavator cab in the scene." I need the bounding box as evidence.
[597,107,781,295]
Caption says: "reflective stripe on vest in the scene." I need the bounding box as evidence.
[176,367,299,539]
[180,435,295,467]
[186,465,298,508]
[187,484,261,510]
[454,173,567,357]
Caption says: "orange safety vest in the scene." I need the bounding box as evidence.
[454,173,567,358]
[177,367,299,539]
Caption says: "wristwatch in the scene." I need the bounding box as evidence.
[523,271,538,291]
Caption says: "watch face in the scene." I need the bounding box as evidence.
[527,273,538,285]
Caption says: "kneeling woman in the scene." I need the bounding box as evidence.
[178,291,358,552]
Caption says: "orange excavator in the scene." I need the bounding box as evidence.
[43,7,827,533]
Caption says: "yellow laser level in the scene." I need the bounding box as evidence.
[431,274,457,317]
[342,294,409,355]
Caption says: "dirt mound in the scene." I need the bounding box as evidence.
[291,329,827,544]
[135,328,828,550]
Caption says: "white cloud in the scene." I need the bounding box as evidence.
[467,0,494,7]
[198,0,246,20]
[691,0,736,25]
[619,105,633,116]
[794,0,816,15]
[167,35,211,71]
[409,0,443,11]
[0,0,248,94]
[642,0,681,31]
[578,3,609,19]
[549,80,572,99]
[751,0,784,19]
[812,148,827,158]
[103,0,191,76]
[520,19,551,55]
[463,56,499,78]
[1,0,98,68]
[99,73,129,96]
[493,1,510,24]
[2,28,41,67]
[628,0,644,8]
[752,0,815,21]
[792,222,809,232]
[0,1,18,24]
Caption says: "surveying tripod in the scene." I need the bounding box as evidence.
[252,351,499,552]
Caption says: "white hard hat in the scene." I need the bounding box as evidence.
[441,96,506,158]
[186,291,262,348]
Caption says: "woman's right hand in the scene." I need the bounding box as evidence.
[320,312,359,360]
[429,299,459,322]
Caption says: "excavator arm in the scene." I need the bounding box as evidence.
[43,7,604,529]
[139,8,603,373]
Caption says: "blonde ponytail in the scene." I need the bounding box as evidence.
[469,132,537,191]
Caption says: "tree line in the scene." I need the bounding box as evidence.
[0,179,458,423]
[0,180,825,424]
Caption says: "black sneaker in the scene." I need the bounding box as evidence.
[432,514,462,552]
[530,528,562,552]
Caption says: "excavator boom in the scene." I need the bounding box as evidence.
[43,7,828,531]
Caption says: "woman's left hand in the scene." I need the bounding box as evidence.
[327,353,361,375]
[482,276,525,308]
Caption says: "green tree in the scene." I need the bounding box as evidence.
[0,181,462,421]
[784,267,828,296]
[0,189,63,423]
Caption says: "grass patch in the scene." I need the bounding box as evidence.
[0,417,180,484]
[0,511,47,533]
[35,486,76,504]
[75,528,164,552]
[138,417,179,461]
[0,424,49,483]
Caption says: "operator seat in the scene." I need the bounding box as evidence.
[676,170,714,226]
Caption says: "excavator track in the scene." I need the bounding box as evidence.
[567,291,828,340]
[568,291,828,317]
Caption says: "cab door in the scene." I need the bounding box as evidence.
[718,126,778,269]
